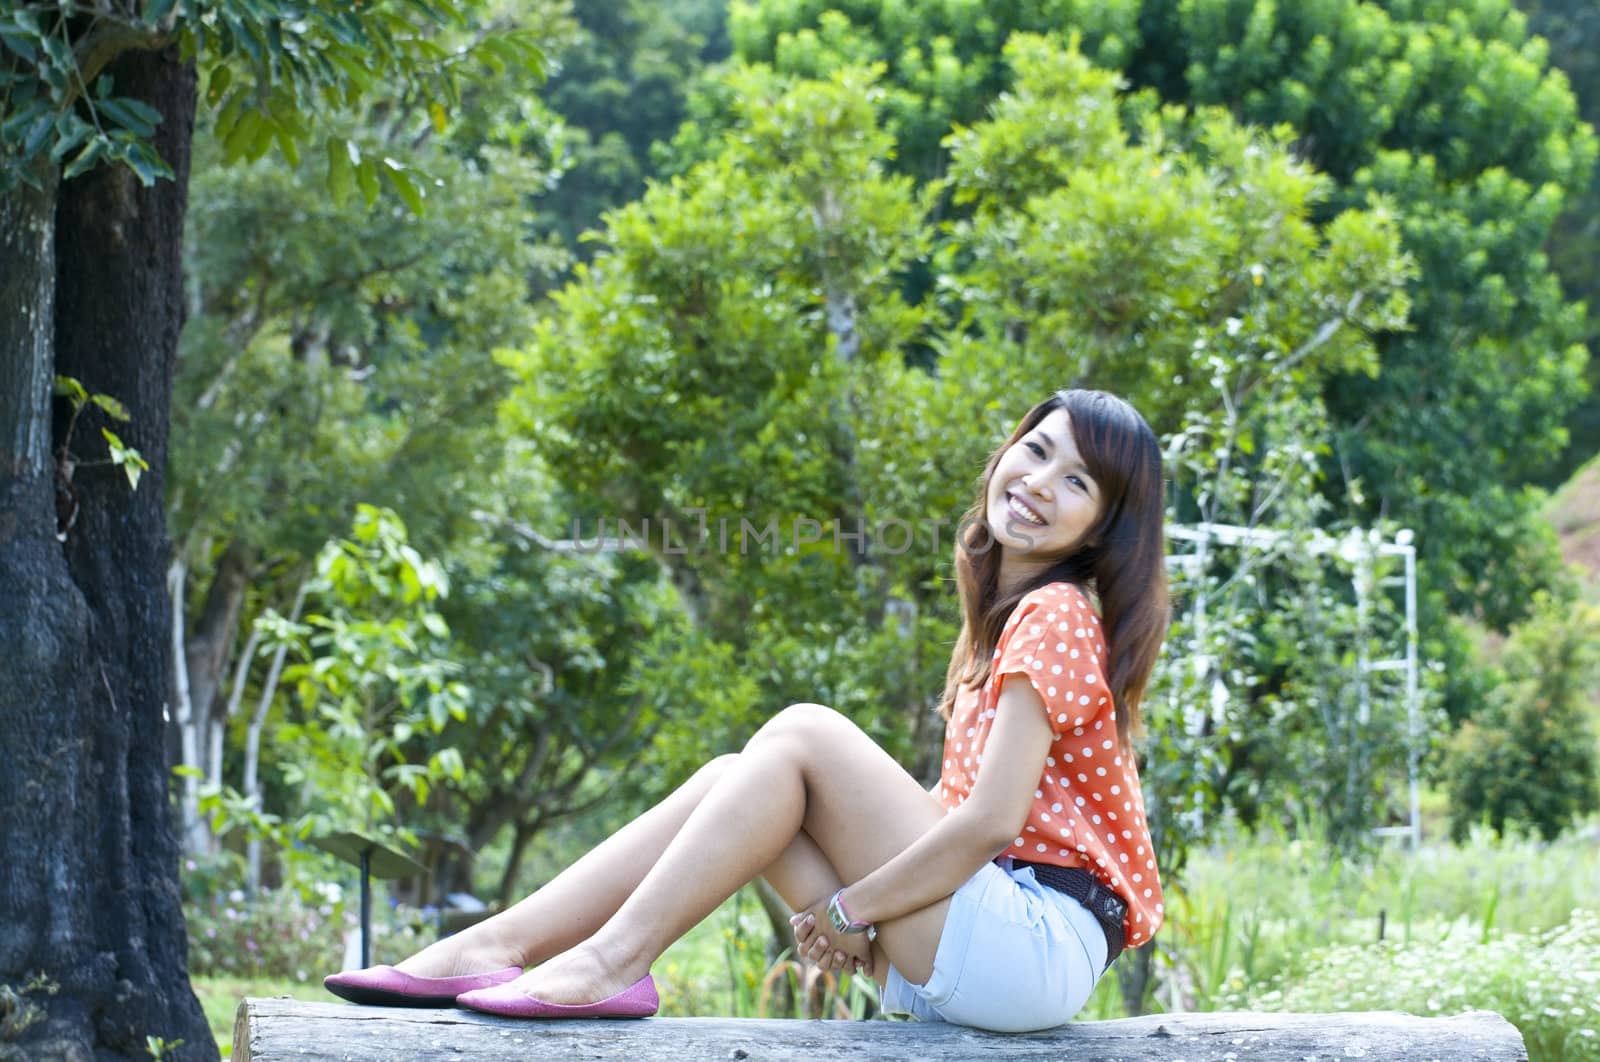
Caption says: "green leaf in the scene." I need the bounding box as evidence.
[124,142,175,186]
[326,137,354,207]
[40,34,70,72]
[97,97,162,139]
[382,159,424,214]
[91,393,131,421]
[49,118,92,162]
[22,112,52,157]
[355,156,380,207]
[0,27,38,64]
[1,98,47,140]
[274,123,300,168]
[101,428,149,490]
[53,376,88,407]
[205,63,231,104]
[142,0,177,25]
[221,109,262,161]
[63,138,107,180]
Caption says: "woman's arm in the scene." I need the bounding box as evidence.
[841,676,1055,926]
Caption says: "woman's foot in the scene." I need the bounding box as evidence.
[500,942,645,1007]
[393,924,524,980]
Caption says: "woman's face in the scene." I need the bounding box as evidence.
[985,408,1103,569]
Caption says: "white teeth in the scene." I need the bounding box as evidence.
[1007,493,1046,527]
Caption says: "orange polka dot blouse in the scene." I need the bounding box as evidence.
[938,581,1165,949]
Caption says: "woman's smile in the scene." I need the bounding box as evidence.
[1006,491,1047,527]
[984,409,1102,584]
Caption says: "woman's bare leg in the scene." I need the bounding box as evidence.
[397,752,848,977]
[503,703,951,1004]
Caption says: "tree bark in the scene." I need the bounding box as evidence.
[185,540,253,767]
[0,42,213,1061]
[174,537,255,858]
[244,578,305,895]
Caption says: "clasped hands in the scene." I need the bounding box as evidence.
[789,892,873,977]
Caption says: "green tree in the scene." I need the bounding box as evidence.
[253,506,469,840]
[723,0,1595,641]
[500,36,1413,1013]
[166,27,567,865]
[500,59,943,785]
[0,2,544,1055]
[1444,592,1600,840]
[535,0,721,269]
[1515,0,1600,479]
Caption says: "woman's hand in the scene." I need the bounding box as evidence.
[790,894,872,977]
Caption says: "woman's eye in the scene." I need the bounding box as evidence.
[1067,475,1086,490]
[1025,442,1045,458]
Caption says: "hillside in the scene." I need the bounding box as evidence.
[1547,452,1600,592]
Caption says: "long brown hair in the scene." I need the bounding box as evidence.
[936,389,1169,747]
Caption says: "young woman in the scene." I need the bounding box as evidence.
[325,388,1169,1032]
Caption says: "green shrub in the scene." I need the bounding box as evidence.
[184,872,438,982]
[186,884,351,982]
[1444,594,1600,841]
[1220,910,1600,1062]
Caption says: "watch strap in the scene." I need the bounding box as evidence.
[827,889,877,941]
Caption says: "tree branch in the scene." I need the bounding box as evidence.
[71,17,171,107]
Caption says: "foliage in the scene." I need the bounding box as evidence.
[1443,592,1600,841]
[415,505,694,903]
[725,0,1595,640]
[1174,824,1600,1004]
[167,3,583,888]
[931,35,1413,872]
[51,375,148,491]
[534,0,719,269]
[1516,0,1600,478]
[185,881,350,983]
[1220,910,1600,1062]
[0,0,545,204]
[503,37,1416,815]
[502,57,943,782]
[255,505,469,835]
[715,0,1144,183]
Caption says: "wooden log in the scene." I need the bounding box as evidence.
[233,997,1527,1061]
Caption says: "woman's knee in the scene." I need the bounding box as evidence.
[693,753,740,785]
[747,702,844,749]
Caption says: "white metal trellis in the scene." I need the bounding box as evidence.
[1165,522,1422,848]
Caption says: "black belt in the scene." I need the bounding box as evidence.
[1012,860,1126,969]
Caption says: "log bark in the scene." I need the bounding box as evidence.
[233,999,1527,1061]
[0,42,212,1061]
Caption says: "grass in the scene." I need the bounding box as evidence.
[193,976,329,1056]
[194,820,1600,1057]
[1167,822,1600,1008]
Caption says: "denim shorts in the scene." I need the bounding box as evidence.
[881,856,1110,1033]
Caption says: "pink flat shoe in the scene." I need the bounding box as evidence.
[456,974,659,1019]
[323,964,521,1007]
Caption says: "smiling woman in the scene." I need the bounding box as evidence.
[324,388,1171,1035]
[986,408,1103,565]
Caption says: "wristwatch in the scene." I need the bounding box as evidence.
[826,888,877,942]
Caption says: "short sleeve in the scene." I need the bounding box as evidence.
[993,585,1111,733]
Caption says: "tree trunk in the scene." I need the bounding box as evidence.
[174,537,254,858]
[171,554,207,855]
[185,540,253,765]
[0,42,213,1061]
[244,579,305,896]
